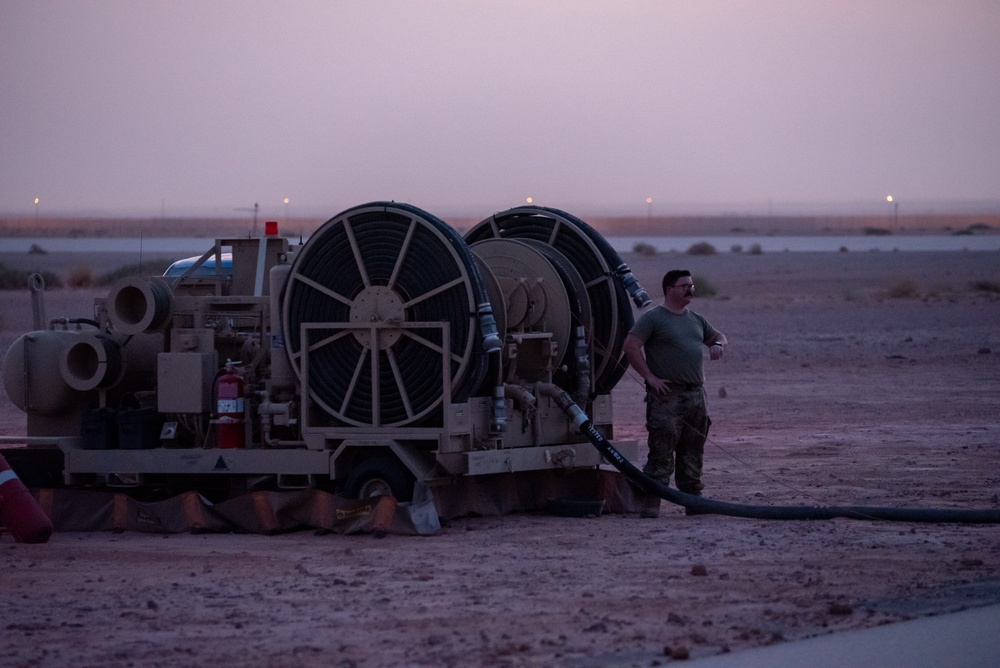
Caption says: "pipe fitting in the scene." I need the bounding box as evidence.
[615,262,651,308]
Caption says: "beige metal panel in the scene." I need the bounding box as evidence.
[447,438,638,477]
[268,263,295,394]
[221,236,289,297]
[157,352,217,413]
[64,447,330,476]
[465,443,603,476]
[169,328,216,354]
[591,394,614,426]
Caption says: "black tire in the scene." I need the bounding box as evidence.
[343,457,415,502]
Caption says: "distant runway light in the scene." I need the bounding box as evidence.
[886,195,893,203]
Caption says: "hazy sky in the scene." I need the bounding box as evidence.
[2,1,999,218]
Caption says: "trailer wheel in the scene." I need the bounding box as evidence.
[344,457,415,502]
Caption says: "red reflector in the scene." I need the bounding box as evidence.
[265,221,278,236]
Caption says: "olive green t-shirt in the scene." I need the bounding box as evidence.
[629,306,718,385]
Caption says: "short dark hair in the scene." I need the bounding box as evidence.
[662,269,691,294]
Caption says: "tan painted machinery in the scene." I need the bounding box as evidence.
[2,202,651,502]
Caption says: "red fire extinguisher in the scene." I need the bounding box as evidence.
[0,453,53,543]
[215,360,245,449]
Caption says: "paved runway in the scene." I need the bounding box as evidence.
[688,604,1000,668]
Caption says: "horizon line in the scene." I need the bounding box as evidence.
[4,198,1000,220]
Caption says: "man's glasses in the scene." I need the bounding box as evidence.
[669,283,695,291]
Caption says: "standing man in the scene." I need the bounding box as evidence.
[623,270,728,515]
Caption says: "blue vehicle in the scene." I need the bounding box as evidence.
[163,253,233,277]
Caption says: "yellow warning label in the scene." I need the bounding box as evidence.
[336,505,372,520]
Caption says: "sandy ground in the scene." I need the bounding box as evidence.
[2,246,1000,666]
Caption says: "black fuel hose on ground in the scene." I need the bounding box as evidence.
[539,385,1000,524]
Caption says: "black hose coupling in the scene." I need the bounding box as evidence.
[538,383,589,431]
[477,302,502,353]
[572,325,591,405]
[615,263,652,308]
[490,385,507,433]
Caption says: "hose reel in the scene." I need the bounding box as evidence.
[282,202,491,428]
[470,237,594,397]
[60,332,125,391]
[107,276,173,335]
[469,238,573,377]
[281,201,648,428]
[465,205,649,394]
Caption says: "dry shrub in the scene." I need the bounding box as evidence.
[97,260,173,286]
[971,279,1000,294]
[0,264,63,290]
[694,276,718,297]
[886,279,919,299]
[686,241,717,256]
[632,242,658,256]
[923,283,959,303]
[749,243,763,255]
[67,265,95,288]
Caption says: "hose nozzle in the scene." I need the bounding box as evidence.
[615,263,651,308]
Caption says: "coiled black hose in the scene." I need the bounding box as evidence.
[282,202,489,427]
[541,385,1000,524]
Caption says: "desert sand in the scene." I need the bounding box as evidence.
[2,237,999,666]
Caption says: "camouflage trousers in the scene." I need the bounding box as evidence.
[643,387,710,494]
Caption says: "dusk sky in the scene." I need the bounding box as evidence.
[2,1,999,219]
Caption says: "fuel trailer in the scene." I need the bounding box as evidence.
[2,202,650,503]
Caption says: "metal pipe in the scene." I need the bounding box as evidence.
[29,273,46,330]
